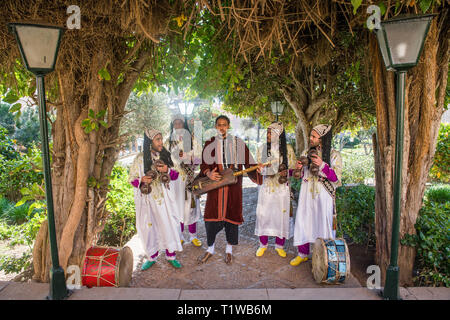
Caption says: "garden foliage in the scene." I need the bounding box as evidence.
[429,123,449,183]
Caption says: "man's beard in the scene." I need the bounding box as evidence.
[309,141,318,148]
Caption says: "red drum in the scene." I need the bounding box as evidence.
[82,246,133,288]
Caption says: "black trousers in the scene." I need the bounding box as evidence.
[205,221,239,246]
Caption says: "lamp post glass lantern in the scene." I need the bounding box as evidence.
[8,23,68,300]
[9,23,63,75]
[271,101,284,122]
[178,101,195,125]
[374,14,434,300]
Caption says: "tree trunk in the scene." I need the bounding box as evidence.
[371,14,448,286]
[31,42,152,282]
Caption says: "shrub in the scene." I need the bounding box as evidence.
[0,142,43,202]
[340,151,375,185]
[0,199,46,275]
[335,185,376,246]
[401,188,450,287]
[97,165,136,247]
[425,184,450,204]
[429,123,450,183]
[0,126,18,160]
[0,197,13,216]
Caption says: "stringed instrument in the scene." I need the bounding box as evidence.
[188,161,271,196]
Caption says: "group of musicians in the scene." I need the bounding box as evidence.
[129,114,342,270]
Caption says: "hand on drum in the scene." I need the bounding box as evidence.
[295,160,303,170]
[310,154,323,167]
[156,164,168,173]
[207,167,222,181]
[141,176,153,184]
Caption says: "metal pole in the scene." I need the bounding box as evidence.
[383,70,406,300]
[36,75,69,300]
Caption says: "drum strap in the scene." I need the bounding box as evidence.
[319,177,337,231]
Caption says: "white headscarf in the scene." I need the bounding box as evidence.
[312,124,331,137]
[145,128,161,141]
[268,122,284,137]
[172,114,185,123]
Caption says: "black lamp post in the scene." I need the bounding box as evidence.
[374,14,434,300]
[8,23,68,300]
[271,101,284,122]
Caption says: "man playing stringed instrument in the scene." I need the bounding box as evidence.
[198,115,262,265]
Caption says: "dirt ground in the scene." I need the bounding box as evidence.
[129,178,369,289]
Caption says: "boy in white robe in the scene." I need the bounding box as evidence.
[255,122,297,258]
[290,124,342,266]
[129,128,183,270]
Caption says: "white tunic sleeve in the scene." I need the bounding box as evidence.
[286,144,297,170]
[129,153,143,184]
[330,149,343,187]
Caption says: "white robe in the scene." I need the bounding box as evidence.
[129,153,183,257]
[164,136,202,227]
[293,149,342,246]
[254,144,297,240]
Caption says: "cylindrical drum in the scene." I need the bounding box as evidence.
[82,246,133,288]
[312,238,350,284]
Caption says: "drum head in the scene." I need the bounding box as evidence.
[312,238,327,284]
[118,246,133,287]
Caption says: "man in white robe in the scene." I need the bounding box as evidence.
[255,122,296,258]
[290,124,342,266]
[165,114,202,247]
[129,128,183,270]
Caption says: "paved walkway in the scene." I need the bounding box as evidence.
[0,281,448,300]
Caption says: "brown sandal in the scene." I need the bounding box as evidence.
[225,253,232,265]
[198,252,213,264]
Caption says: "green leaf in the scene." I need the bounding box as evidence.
[14,110,22,121]
[88,109,95,119]
[3,91,19,104]
[15,198,28,207]
[9,103,22,113]
[419,0,432,13]
[99,120,108,128]
[98,67,111,81]
[84,126,92,134]
[81,119,91,128]
[395,0,401,13]
[96,109,107,119]
[378,2,387,15]
[351,0,362,14]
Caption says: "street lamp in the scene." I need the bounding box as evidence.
[374,14,434,300]
[178,101,195,124]
[271,101,284,122]
[8,23,68,300]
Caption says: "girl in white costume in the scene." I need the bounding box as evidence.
[255,122,297,258]
[290,124,342,266]
[129,128,183,270]
[165,115,202,247]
